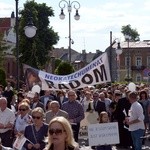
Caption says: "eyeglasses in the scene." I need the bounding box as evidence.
[19,108,27,111]
[32,116,41,119]
[49,128,65,135]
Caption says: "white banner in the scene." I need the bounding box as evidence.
[24,52,111,90]
[88,122,120,146]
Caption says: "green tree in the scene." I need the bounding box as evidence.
[121,24,140,41]
[18,0,59,69]
[55,61,75,75]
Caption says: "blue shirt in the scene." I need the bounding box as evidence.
[62,100,84,123]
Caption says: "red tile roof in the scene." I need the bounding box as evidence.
[0,18,10,34]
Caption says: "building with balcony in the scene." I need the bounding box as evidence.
[112,40,150,83]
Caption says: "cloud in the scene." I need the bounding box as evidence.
[1,0,150,52]
[0,2,14,17]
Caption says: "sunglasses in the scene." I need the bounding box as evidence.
[49,129,65,135]
[32,116,41,119]
[19,108,26,111]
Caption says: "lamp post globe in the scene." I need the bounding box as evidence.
[24,25,37,38]
[116,42,122,55]
[116,49,122,55]
[74,10,80,20]
[59,9,65,19]
[116,47,122,55]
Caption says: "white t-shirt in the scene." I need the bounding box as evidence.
[128,101,145,131]
[0,108,16,133]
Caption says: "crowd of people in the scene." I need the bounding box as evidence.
[0,81,149,150]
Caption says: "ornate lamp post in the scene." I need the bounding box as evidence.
[15,0,37,91]
[125,34,131,82]
[59,0,80,62]
[116,42,122,82]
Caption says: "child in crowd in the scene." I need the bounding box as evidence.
[96,111,112,150]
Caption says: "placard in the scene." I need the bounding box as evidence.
[13,136,27,150]
[88,122,120,146]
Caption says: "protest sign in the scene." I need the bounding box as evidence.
[88,122,119,146]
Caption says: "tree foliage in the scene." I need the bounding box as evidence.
[121,24,140,41]
[18,0,59,69]
[55,61,75,75]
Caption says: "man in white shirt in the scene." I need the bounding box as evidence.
[0,97,16,147]
[125,91,145,150]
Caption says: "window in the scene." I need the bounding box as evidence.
[147,56,150,67]
[136,74,141,82]
[125,56,131,68]
[136,56,142,66]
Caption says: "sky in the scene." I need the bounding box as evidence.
[1,0,150,53]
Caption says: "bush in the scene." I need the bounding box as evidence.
[55,61,75,75]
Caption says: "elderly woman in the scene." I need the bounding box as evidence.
[14,102,32,136]
[44,116,79,150]
[24,107,48,150]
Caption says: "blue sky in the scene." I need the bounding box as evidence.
[1,0,150,53]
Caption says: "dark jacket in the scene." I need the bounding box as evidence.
[24,123,48,150]
[31,102,45,111]
[94,100,106,114]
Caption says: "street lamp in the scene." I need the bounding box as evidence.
[59,0,80,62]
[125,34,131,82]
[116,42,122,82]
[24,15,37,38]
[15,0,37,91]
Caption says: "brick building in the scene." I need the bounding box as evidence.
[0,12,16,84]
[112,40,150,83]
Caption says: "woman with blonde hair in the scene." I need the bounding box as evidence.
[45,116,79,150]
